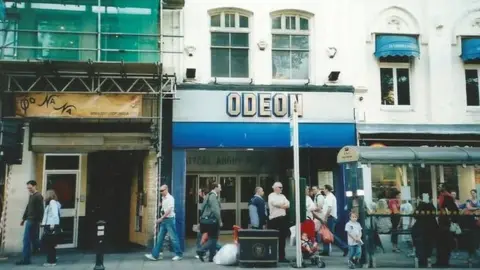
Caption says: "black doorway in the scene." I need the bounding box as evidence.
[83,151,137,252]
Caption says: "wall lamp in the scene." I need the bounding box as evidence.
[328,71,340,82]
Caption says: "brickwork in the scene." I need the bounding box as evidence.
[144,151,159,247]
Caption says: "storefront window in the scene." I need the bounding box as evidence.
[371,165,401,202]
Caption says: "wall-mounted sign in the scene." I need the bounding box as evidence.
[226,92,303,117]
[15,93,142,118]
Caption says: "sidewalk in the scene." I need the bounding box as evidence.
[0,242,477,269]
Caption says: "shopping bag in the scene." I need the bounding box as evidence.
[200,232,208,245]
[320,224,334,244]
[213,243,238,265]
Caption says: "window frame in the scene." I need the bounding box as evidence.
[209,11,251,81]
[271,13,311,83]
[464,64,480,110]
[379,62,413,110]
[0,20,18,59]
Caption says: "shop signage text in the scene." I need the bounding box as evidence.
[226,92,303,117]
[15,93,142,118]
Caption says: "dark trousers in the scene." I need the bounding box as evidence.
[391,215,401,245]
[198,223,220,261]
[42,234,57,264]
[436,227,453,266]
[268,216,288,260]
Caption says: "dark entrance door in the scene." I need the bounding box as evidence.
[83,151,136,252]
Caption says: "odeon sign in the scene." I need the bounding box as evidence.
[226,92,303,117]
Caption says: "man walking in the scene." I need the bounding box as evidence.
[322,184,348,256]
[16,180,44,265]
[249,187,267,229]
[145,185,183,261]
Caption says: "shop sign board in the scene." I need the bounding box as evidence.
[226,92,303,118]
[15,93,143,118]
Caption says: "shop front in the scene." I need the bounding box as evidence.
[171,85,357,248]
[0,61,167,253]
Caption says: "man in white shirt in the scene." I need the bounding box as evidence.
[267,182,290,262]
[145,185,183,261]
[322,184,348,256]
[305,186,317,220]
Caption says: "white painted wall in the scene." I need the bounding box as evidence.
[165,0,480,127]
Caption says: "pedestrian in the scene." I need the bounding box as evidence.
[196,182,223,262]
[321,184,348,256]
[433,184,457,267]
[267,182,290,262]
[41,189,61,267]
[345,211,363,269]
[249,187,267,229]
[312,186,325,241]
[305,186,317,220]
[145,185,183,261]
[16,180,44,266]
[195,188,221,260]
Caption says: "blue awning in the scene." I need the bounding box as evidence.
[461,38,480,61]
[375,35,420,58]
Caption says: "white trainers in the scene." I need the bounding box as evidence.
[144,254,158,261]
[172,256,183,261]
[43,263,56,267]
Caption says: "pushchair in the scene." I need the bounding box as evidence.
[300,219,326,268]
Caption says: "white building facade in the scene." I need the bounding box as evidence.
[165,0,480,247]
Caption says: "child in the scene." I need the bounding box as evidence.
[301,232,318,255]
[345,211,363,269]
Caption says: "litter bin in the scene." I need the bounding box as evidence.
[238,229,279,267]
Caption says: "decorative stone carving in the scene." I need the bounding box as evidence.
[387,17,402,31]
[472,17,480,28]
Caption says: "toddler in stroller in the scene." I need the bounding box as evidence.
[301,219,326,268]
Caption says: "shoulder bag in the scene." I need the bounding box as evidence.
[199,193,218,225]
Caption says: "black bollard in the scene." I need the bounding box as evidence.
[94,220,106,270]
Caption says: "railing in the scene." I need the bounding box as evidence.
[363,212,480,268]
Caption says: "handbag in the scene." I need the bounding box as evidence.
[319,224,334,244]
[199,193,218,225]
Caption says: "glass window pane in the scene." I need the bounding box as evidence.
[231,49,249,78]
[0,21,17,59]
[221,210,235,231]
[37,20,81,61]
[380,68,395,105]
[291,35,309,50]
[219,176,236,203]
[211,48,230,77]
[45,155,80,170]
[286,16,296,30]
[397,68,411,105]
[291,51,309,79]
[57,217,74,245]
[211,15,221,27]
[272,34,290,49]
[272,16,281,29]
[240,176,257,202]
[272,50,290,79]
[239,15,248,28]
[300,18,309,30]
[45,173,77,209]
[225,13,235,28]
[465,69,480,106]
[211,32,230,46]
[231,33,248,47]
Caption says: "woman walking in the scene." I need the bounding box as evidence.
[41,189,61,267]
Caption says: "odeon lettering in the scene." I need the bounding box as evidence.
[226,92,303,117]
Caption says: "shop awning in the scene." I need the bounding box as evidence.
[337,146,480,165]
[461,38,480,61]
[374,35,420,58]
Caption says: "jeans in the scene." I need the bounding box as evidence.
[151,218,183,258]
[323,216,348,253]
[22,220,40,262]
[197,223,220,261]
[196,231,221,251]
[348,245,362,261]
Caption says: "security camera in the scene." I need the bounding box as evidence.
[185,46,196,57]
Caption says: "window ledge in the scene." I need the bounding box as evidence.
[271,79,309,85]
[210,77,252,84]
[466,106,480,113]
[380,105,414,112]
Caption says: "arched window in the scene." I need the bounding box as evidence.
[210,10,250,78]
[271,13,310,80]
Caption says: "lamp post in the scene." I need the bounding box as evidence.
[290,100,302,268]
